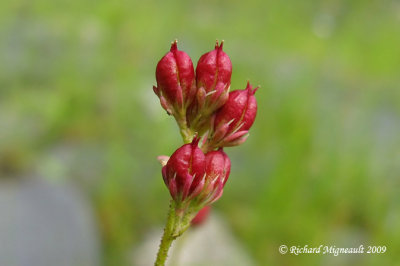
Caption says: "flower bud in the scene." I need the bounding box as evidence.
[161,140,231,206]
[191,205,211,226]
[198,149,231,204]
[187,41,232,129]
[210,82,258,147]
[154,41,196,116]
[162,138,205,202]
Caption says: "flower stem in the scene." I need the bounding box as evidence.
[155,201,176,266]
[154,201,198,266]
[174,113,194,144]
[180,126,194,144]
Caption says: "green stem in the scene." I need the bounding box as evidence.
[155,201,176,266]
[180,126,194,144]
[174,113,194,144]
[154,201,198,266]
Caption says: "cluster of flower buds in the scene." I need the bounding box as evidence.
[154,40,258,216]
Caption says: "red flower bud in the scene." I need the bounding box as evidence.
[191,205,211,226]
[162,140,231,206]
[210,82,258,147]
[188,41,232,127]
[199,149,231,204]
[154,41,196,116]
[162,138,205,202]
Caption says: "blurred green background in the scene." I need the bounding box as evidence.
[1,0,400,265]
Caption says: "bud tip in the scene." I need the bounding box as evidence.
[214,40,224,50]
[219,40,224,49]
[170,40,178,51]
[246,81,258,95]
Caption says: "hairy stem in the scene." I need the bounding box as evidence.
[155,201,176,266]
[154,201,197,266]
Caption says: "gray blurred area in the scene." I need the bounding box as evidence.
[0,177,100,266]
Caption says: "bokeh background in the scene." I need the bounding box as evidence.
[1,0,400,265]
